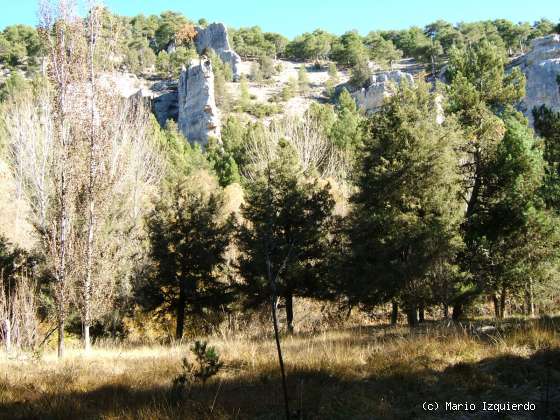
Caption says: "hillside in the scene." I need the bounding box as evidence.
[1,5,560,420]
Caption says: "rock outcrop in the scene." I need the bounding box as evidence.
[194,23,241,79]
[511,35,560,124]
[150,81,179,126]
[177,58,221,146]
[350,70,414,113]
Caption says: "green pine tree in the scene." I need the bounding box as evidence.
[236,140,335,333]
[348,81,464,325]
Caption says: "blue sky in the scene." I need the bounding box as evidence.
[1,0,559,38]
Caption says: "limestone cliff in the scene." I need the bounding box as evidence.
[194,23,241,79]
[511,35,560,123]
[350,70,414,113]
[177,58,221,146]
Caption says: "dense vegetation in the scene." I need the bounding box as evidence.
[0,2,559,418]
[1,9,558,79]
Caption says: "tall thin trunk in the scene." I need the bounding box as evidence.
[526,279,535,317]
[285,291,294,334]
[56,153,68,358]
[3,319,11,353]
[466,149,482,219]
[83,1,99,353]
[266,256,290,420]
[443,303,449,319]
[499,286,507,319]
[57,309,65,358]
[176,279,186,340]
[406,305,418,327]
[390,300,398,325]
[40,0,83,359]
[418,303,425,323]
[452,303,463,320]
[492,294,500,319]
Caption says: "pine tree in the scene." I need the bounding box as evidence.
[142,173,233,339]
[348,82,464,325]
[236,140,334,333]
[206,138,241,187]
[298,64,309,95]
[446,39,526,318]
[465,114,560,318]
[330,89,362,151]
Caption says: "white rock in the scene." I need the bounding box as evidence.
[351,70,414,112]
[512,34,560,124]
[194,23,241,79]
[177,58,221,146]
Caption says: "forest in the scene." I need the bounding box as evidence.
[0,1,559,419]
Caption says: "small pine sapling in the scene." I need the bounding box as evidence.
[172,341,223,397]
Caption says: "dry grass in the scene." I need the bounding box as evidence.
[1,318,559,419]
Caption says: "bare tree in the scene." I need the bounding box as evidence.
[1,80,55,230]
[38,0,87,358]
[2,0,164,357]
[0,270,39,354]
[81,0,101,352]
[73,86,162,350]
[243,111,345,182]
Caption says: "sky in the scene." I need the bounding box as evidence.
[1,0,559,38]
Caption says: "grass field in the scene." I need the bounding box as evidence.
[0,317,559,419]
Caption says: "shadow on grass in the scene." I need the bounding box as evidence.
[1,319,559,419]
[2,350,558,419]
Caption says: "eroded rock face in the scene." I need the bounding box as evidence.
[194,23,241,79]
[350,70,414,113]
[177,58,221,146]
[150,81,179,126]
[512,35,560,124]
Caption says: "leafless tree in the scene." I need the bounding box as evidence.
[73,84,162,350]
[1,80,55,230]
[38,0,86,358]
[243,111,345,182]
[0,271,39,354]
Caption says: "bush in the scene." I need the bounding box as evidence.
[235,100,283,118]
[172,340,223,396]
[281,77,298,101]
[259,56,276,79]
[249,61,262,82]
[298,64,310,95]
[349,59,372,88]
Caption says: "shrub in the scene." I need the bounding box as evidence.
[172,341,223,396]
[281,77,298,101]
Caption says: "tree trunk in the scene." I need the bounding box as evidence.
[390,301,398,325]
[443,303,449,319]
[285,291,294,334]
[57,313,65,358]
[56,168,68,359]
[84,323,91,352]
[452,304,463,320]
[406,306,418,327]
[492,294,500,319]
[499,286,507,319]
[266,256,290,420]
[526,279,535,317]
[466,149,482,219]
[176,281,186,340]
[83,196,94,352]
[345,304,352,320]
[83,5,98,353]
[418,304,425,323]
[3,319,11,353]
